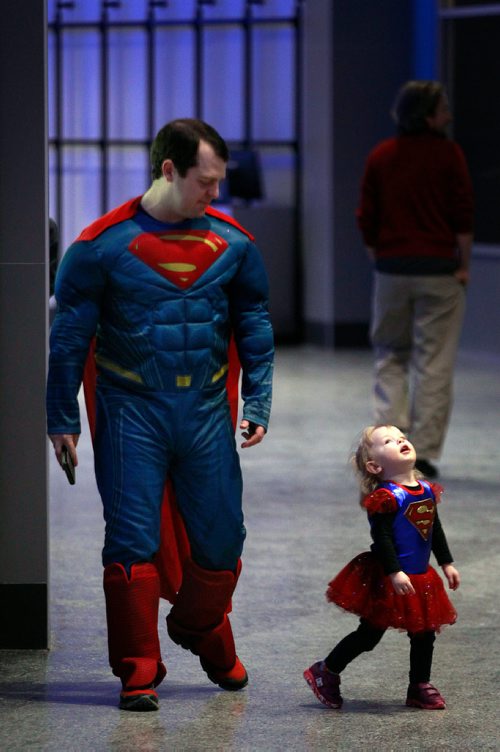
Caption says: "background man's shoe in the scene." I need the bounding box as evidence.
[415,459,438,478]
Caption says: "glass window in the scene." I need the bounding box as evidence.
[108,29,148,139]
[60,148,102,251]
[104,0,151,22]
[202,0,246,20]
[252,25,295,140]
[251,0,297,19]
[202,27,245,141]
[48,0,101,24]
[48,146,59,221]
[151,0,197,21]
[154,28,196,130]
[108,146,150,207]
[61,30,101,139]
[49,3,301,246]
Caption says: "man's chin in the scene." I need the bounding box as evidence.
[188,205,209,218]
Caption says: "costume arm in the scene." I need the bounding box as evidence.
[46,240,105,435]
[228,241,274,431]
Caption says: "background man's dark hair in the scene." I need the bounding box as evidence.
[150,118,229,179]
[391,80,445,135]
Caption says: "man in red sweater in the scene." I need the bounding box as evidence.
[357,80,474,478]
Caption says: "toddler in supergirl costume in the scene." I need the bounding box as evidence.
[304,425,460,710]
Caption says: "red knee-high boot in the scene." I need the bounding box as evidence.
[104,562,167,710]
[166,558,248,690]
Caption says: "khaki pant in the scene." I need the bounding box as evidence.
[371,272,466,460]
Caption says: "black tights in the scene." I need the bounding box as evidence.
[325,618,436,683]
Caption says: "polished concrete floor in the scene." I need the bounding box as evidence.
[1,347,499,751]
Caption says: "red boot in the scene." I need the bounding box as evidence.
[103,562,167,710]
[167,558,248,690]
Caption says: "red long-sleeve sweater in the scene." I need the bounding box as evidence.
[357,132,474,274]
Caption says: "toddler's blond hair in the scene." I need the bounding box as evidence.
[351,424,421,503]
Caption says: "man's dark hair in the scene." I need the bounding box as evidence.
[150,118,229,179]
[391,80,445,135]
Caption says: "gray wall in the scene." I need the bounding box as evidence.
[0,0,49,647]
[302,0,412,346]
[460,247,500,356]
[331,0,412,338]
[301,0,335,345]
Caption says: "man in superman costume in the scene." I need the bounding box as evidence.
[46,119,274,711]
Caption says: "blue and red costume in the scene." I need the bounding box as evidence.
[326,481,457,633]
[47,197,274,691]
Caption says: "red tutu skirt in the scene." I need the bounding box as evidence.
[326,551,457,633]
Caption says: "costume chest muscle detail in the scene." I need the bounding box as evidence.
[56,212,262,392]
[47,202,273,434]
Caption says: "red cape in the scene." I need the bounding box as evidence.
[80,197,242,602]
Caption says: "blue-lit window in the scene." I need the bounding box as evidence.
[48,1,302,252]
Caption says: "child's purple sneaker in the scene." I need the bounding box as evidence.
[406,682,446,710]
[303,661,343,709]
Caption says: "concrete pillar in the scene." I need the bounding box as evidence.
[0,0,49,648]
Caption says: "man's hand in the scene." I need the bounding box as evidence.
[454,267,469,286]
[239,420,266,449]
[49,433,80,467]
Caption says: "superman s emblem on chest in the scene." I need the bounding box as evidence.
[129,229,229,289]
[404,497,436,540]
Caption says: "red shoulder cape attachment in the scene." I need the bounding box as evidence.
[75,197,255,243]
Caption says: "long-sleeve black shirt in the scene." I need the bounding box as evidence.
[371,508,453,575]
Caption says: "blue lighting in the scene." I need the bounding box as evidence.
[412,0,438,80]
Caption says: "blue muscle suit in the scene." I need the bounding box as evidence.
[47,197,274,692]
